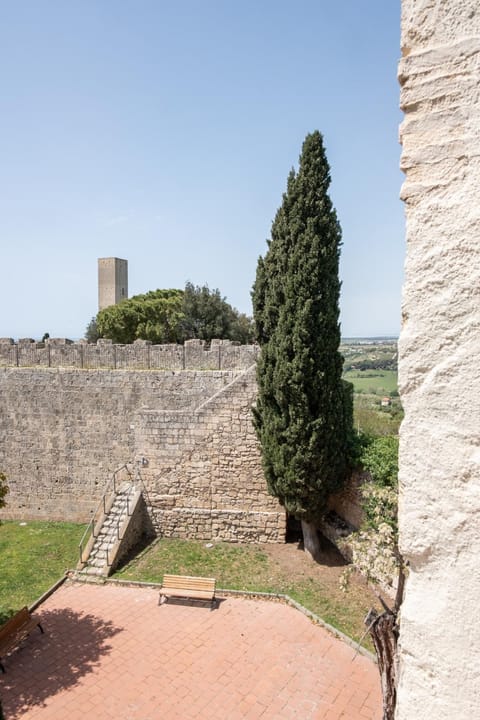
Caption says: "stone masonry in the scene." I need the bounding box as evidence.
[136,366,284,543]
[0,337,259,371]
[0,340,285,543]
[397,2,480,718]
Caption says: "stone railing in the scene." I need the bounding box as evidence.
[0,338,259,371]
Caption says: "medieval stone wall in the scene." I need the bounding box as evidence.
[0,352,285,542]
[397,2,480,717]
[0,338,259,371]
[136,367,284,542]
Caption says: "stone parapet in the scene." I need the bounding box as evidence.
[0,338,259,371]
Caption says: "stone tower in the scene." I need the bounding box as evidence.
[98,257,128,311]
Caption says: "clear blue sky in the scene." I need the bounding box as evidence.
[0,1,403,340]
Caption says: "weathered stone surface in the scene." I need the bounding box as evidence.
[397,2,480,717]
[136,367,284,542]
[0,359,285,543]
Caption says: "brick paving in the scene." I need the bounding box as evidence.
[0,582,382,719]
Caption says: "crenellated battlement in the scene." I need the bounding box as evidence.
[0,337,259,371]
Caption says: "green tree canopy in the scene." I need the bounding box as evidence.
[90,284,254,345]
[252,131,353,558]
[96,289,184,344]
[361,435,399,488]
[180,282,254,343]
[85,317,99,343]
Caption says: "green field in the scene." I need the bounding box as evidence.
[341,340,397,368]
[341,342,402,435]
[0,521,86,619]
[343,369,397,395]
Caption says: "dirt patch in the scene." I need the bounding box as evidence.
[258,537,382,627]
[261,535,347,578]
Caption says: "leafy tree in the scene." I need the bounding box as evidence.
[252,131,353,559]
[180,282,255,343]
[230,311,256,344]
[96,289,184,344]
[134,289,185,343]
[85,317,99,343]
[361,435,399,488]
[93,284,254,345]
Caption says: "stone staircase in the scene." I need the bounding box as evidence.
[78,481,141,577]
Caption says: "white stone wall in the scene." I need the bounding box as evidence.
[397,2,480,718]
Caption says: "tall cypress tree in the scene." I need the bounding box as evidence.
[252,131,353,559]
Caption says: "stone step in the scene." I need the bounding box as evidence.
[83,566,105,577]
[82,481,138,572]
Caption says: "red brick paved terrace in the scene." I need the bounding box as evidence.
[0,581,381,719]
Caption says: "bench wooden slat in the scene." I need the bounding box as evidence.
[0,607,44,673]
[162,575,215,589]
[159,574,217,609]
[163,589,213,600]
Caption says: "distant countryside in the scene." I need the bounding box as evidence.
[341,338,401,436]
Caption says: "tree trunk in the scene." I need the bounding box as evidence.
[301,519,321,560]
[366,608,398,720]
[366,562,405,720]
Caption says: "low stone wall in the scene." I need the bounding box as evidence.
[155,509,284,544]
[110,494,155,573]
[326,472,365,530]
[319,473,365,563]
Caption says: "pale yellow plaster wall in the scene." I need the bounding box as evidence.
[397,2,480,718]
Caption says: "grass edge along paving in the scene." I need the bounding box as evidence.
[0,522,376,652]
[114,537,377,651]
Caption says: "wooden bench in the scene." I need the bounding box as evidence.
[0,607,44,673]
[159,574,217,610]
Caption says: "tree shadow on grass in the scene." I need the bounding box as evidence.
[0,607,123,719]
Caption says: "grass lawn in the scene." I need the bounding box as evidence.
[0,521,379,651]
[0,520,86,619]
[114,538,379,651]
[344,369,397,395]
